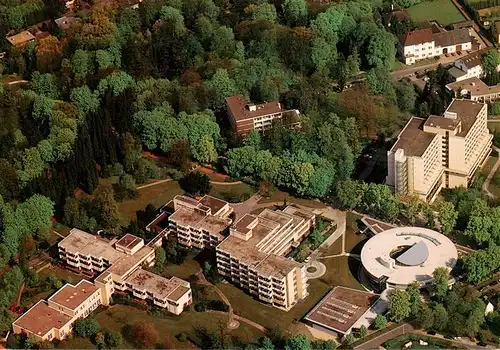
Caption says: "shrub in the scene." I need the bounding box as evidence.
[105,331,123,348]
[177,332,187,342]
[73,317,100,337]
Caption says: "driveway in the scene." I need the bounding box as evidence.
[230,193,262,220]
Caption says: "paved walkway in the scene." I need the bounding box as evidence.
[353,323,414,350]
[482,146,500,199]
[230,193,262,220]
[196,271,240,329]
[51,228,66,239]
[136,179,172,190]
[319,252,360,260]
[304,260,326,279]
[196,270,270,332]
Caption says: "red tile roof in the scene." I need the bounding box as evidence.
[402,28,433,46]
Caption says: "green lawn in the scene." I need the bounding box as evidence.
[488,121,500,133]
[38,266,87,285]
[258,190,327,209]
[407,0,465,26]
[21,290,54,309]
[218,279,330,335]
[161,252,202,280]
[319,256,364,290]
[57,337,95,349]
[118,180,184,224]
[88,305,264,349]
[209,183,255,203]
[480,154,497,178]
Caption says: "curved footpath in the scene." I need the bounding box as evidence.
[482,146,500,199]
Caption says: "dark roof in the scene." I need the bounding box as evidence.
[225,95,283,122]
[199,195,228,215]
[448,66,467,79]
[304,287,378,334]
[391,117,437,157]
[115,233,142,250]
[445,99,485,137]
[433,28,471,47]
[402,28,433,46]
[457,49,486,69]
[449,20,475,29]
[424,115,460,131]
[384,9,410,25]
[13,301,72,337]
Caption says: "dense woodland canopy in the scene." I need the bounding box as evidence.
[1,0,500,340]
[0,0,418,216]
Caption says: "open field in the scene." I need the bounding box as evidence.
[118,180,183,224]
[161,252,202,280]
[407,0,465,26]
[319,256,364,290]
[218,279,330,335]
[58,305,265,349]
[209,182,255,203]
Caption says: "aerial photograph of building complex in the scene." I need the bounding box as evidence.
[2,0,500,347]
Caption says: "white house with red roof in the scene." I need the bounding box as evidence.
[401,26,473,65]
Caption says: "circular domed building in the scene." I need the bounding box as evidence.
[360,226,458,290]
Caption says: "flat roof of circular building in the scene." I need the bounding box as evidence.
[360,227,458,287]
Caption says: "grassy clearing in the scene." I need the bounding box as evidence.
[45,230,62,247]
[38,266,87,285]
[407,0,465,26]
[218,279,330,334]
[161,252,202,280]
[21,290,54,309]
[258,191,327,209]
[89,305,264,349]
[480,154,498,178]
[209,183,255,203]
[52,222,72,236]
[118,180,183,224]
[319,256,364,290]
[344,212,366,254]
[319,237,343,255]
[488,121,500,133]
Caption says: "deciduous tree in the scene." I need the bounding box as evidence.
[388,289,410,322]
[130,322,159,348]
[179,171,211,196]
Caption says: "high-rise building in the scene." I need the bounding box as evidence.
[216,205,315,310]
[387,99,492,202]
[166,195,233,249]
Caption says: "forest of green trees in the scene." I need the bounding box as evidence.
[0,0,500,343]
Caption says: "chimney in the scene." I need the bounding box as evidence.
[247,104,256,112]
